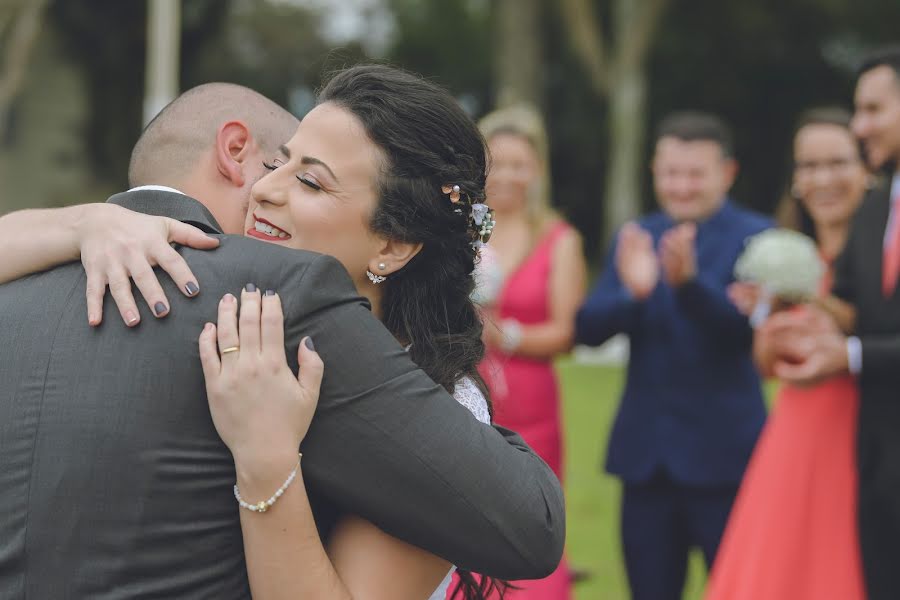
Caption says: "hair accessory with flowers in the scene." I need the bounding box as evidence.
[442,184,496,248]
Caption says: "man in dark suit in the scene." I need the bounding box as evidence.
[575,112,770,600]
[768,46,900,599]
[0,83,565,598]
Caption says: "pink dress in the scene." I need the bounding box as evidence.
[704,286,865,599]
[476,221,572,600]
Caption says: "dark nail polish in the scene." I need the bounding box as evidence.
[245,283,257,293]
[154,302,168,316]
[265,289,276,296]
[304,337,315,351]
[185,281,199,296]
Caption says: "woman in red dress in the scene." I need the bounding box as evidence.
[706,108,869,600]
[466,105,586,600]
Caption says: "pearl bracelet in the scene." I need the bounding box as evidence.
[233,453,302,514]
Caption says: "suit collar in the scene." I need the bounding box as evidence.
[661,197,733,232]
[106,189,223,234]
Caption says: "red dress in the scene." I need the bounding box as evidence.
[475,222,571,600]
[704,291,865,598]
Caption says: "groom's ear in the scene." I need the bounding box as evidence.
[214,120,254,188]
[370,238,424,276]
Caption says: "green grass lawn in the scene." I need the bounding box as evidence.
[559,360,707,600]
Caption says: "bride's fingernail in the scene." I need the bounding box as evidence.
[222,293,235,304]
[245,283,257,293]
[185,281,199,296]
[264,289,275,297]
[304,337,315,351]
[125,311,139,325]
[154,302,168,317]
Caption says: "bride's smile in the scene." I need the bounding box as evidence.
[248,213,291,241]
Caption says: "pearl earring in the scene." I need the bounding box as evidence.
[378,263,387,271]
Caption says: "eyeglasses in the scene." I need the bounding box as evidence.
[794,157,861,176]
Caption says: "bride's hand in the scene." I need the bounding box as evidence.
[198,286,323,470]
[76,203,220,327]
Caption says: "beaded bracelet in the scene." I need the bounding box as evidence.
[234,453,302,514]
[500,319,523,354]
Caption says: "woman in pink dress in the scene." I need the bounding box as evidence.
[706,108,869,600]
[469,105,586,600]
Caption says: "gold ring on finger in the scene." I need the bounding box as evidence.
[221,346,240,355]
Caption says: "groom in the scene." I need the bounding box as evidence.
[0,83,564,598]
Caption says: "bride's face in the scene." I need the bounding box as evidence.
[245,102,384,284]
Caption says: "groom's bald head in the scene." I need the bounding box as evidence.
[127,83,298,233]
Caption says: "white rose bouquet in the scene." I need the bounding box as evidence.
[733,228,825,325]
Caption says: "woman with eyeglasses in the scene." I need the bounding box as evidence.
[706,108,868,600]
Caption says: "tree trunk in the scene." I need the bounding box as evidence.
[604,62,647,239]
[603,0,655,242]
[556,0,668,247]
[494,0,543,107]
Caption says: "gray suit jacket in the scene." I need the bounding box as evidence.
[0,190,565,599]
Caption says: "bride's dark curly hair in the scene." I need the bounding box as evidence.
[319,64,508,600]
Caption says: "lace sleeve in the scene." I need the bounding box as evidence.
[453,377,491,425]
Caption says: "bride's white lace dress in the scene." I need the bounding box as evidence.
[428,376,491,600]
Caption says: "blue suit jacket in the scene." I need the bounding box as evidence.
[576,201,772,486]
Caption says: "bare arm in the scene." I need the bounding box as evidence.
[0,203,217,325]
[486,228,587,359]
[200,290,451,600]
[236,459,451,600]
[0,205,86,283]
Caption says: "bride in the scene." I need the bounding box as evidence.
[0,65,510,599]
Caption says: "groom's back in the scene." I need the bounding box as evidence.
[0,250,260,598]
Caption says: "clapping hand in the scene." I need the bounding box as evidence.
[659,223,698,288]
[616,222,659,300]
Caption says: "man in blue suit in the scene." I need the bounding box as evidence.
[576,112,771,600]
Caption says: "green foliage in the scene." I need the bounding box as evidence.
[186,1,365,112]
[386,0,492,113]
[49,0,228,188]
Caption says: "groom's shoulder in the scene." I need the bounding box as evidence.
[179,235,361,302]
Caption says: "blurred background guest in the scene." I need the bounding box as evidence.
[475,104,587,600]
[707,107,868,600]
[575,113,771,600]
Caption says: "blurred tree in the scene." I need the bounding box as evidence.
[558,0,670,245]
[0,0,51,140]
[50,0,227,188]
[494,0,543,107]
[186,0,353,115]
[387,0,492,114]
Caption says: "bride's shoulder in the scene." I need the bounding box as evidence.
[452,377,491,425]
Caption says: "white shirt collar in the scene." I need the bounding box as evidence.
[127,184,186,196]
